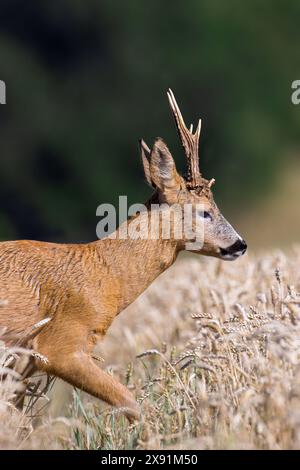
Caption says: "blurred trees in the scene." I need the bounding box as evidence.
[0,0,299,241]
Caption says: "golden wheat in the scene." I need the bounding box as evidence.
[1,248,300,449]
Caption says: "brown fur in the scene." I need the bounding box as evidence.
[0,220,179,419]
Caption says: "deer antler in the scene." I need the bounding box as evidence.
[167,89,202,188]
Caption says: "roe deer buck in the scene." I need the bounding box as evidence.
[0,89,246,420]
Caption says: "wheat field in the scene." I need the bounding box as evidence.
[1,247,300,450]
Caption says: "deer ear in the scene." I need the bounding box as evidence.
[149,138,181,191]
[139,139,153,187]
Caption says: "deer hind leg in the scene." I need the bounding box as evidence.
[34,325,140,421]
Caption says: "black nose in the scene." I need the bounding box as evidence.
[220,239,247,257]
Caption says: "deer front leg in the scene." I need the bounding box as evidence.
[34,325,140,421]
[38,350,140,421]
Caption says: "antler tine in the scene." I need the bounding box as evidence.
[167,88,202,187]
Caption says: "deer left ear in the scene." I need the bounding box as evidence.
[139,139,154,187]
[149,138,181,192]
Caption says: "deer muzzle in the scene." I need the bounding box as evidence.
[220,239,247,260]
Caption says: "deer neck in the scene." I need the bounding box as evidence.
[94,201,180,312]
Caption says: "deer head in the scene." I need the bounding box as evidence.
[140,89,247,260]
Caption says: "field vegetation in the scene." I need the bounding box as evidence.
[1,248,300,449]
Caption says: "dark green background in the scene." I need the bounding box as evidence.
[0,1,299,242]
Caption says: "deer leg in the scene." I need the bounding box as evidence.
[36,347,140,421]
[4,354,37,411]
[14,357,37,410]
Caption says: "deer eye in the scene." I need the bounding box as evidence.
[204,211,213,221]
[198,210,213,221]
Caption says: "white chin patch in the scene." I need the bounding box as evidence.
[221,251,244,261]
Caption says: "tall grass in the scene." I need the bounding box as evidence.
[1,248,300,449]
